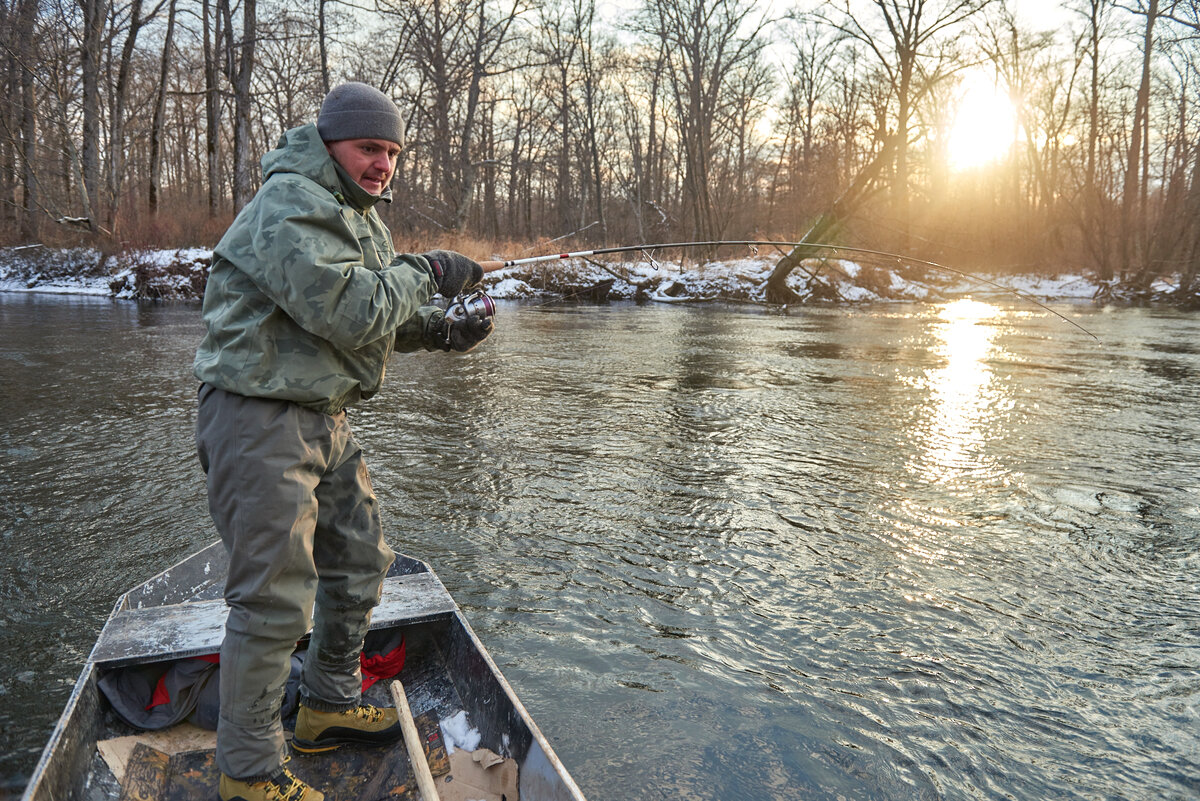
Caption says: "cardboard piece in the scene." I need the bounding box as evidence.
[439,748,519,801]
[117,744,170,801]
[416,710,451,778]
[97,723,217,784]
[109,745,219,801]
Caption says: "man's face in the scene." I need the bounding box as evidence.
[325,138,401,196]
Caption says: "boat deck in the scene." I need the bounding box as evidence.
[83,620,464,801]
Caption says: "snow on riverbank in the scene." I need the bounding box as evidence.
[0,244,1169,305]
[0,246,211,300]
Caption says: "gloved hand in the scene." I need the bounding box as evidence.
[435,311,494,352]
[422,250,483,298]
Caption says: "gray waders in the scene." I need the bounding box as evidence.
[196,384,394,780]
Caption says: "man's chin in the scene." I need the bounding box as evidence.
[359,178,386,195]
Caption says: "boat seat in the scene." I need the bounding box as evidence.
[90,572,457,668]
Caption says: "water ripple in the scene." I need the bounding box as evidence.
[3,297,1199,799]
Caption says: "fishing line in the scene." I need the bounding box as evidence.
[479,240,1100,341]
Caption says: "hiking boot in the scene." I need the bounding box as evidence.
[292,702,403,753]
[219,766,324,801]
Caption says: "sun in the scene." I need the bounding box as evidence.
[946,74,1018,170]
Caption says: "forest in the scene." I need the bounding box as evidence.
[1,0,1200,295]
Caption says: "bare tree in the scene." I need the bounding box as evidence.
[1120,0,1160,280]
[79,0,107,229]
[223,0,258,209]
[203,0,226,213]
[636,0,769,245]
[819,0,996,245]
[1066,0,1120,278]
[148,0,177,214]
[534,0,582,234]
[15,0,40,237]
[572,0,612,238]
[107,0,166,231]
[379,0,526,232]
[1157,0,1200,294]
[772,18,841,232]
[254,7,323,137]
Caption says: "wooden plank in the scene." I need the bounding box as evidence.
[92,573,457,667]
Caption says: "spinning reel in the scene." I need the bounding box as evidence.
[444,289,496,323]
[437,289,496,349]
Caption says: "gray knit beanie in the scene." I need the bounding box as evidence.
[317,82,405,146]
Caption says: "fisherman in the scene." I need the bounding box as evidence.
[193,82,493,801]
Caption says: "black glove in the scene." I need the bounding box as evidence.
[423,250,483,298]
[435,311,494,352]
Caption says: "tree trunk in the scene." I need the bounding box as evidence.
[224,0,257,209]
[1179,139,1200,296]
[106,0,148,233]
[578,9,606,237]
[1,0,15,228]
[1084,0,1110,280]
[1120,0,1156,278]
[149,0,178,214]
[80,0,107,229]
[894,53,913,248]
[18,0,39,239]
[317,0,331,94]
[204,0,225,213]
[765,135,897,303]
[556,59,572,233]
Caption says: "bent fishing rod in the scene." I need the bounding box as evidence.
[478,240,1099,341]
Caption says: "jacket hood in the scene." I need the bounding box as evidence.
[261,123,389,211]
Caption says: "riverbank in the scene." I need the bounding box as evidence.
[0,244,1185,305]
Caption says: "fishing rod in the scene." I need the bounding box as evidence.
[479,240,1099,341]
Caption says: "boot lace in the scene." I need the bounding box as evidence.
[266,762,313,801]
[349,704,384,723]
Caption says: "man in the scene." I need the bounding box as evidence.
[194,82,493,801]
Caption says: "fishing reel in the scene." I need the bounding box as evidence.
[444,289,496,323]
[437,289,497,349]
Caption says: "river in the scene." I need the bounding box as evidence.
[1,292,1197,800]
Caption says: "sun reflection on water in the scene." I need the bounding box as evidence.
[908,299,1007,485]
[882,300,1011,572]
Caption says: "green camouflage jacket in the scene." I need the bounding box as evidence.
[194,123,443,414]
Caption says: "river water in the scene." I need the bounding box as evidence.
[0,292,1197,800]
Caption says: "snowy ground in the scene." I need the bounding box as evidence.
[0,245,1177,305]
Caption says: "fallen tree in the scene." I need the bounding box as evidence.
[765,135,896,304]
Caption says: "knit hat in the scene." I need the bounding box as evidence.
[317,82,405,146]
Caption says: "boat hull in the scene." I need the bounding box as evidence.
[21,542,586,801]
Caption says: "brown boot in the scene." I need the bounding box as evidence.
[292,703,403,753]
[218,765,324,801]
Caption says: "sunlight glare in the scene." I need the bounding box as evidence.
[947,76,1018,170]
[908,299,1005,484]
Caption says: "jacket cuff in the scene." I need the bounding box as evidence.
[392,306,447,353]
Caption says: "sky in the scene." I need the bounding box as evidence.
[595,1,1081,36]
[1009,0,1076,30]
